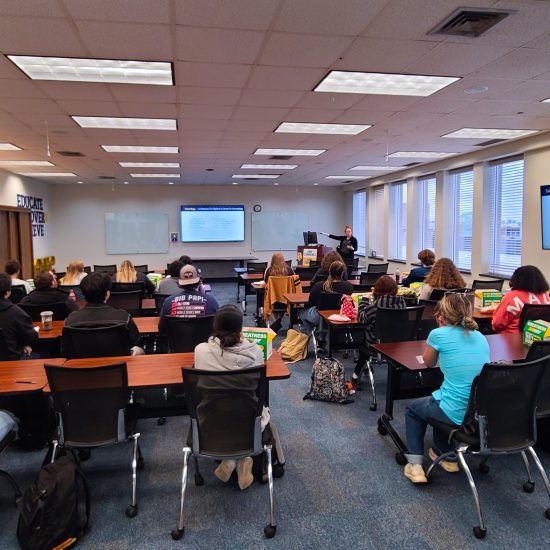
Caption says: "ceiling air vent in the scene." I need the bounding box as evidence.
[429,8,512,37]
[98,175,116,180]
[269,155,293,160]
[404,162,422,167]
[475,139,507,147]
[57,151,84,157]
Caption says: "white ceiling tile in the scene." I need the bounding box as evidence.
[239,89,304,108]
[488,80,550,102]
[232,106,289,121]
[331,110,396,125]
[0,1,65,16]
[109,84,176,103]
[225,120,275,132]
[56,100,122,117]
[179,87,242,106]
[352,95,422,111]
[14,113,75,128]
[175,26,264,64]
[179,105,235,120]
[473,48,550,80]
[176,62,251,88]
[63,0,171,23]
[118,103,178,118]
[177,118,228,131]
[247,66,325,91]
[1,97,63,114]
[36,81,114,101]
[283,109,343,124]
[0,55,28,79]
[294,91,363,110]
[259,33,354,68]
[0,79,45,98]
[451,99,532,117]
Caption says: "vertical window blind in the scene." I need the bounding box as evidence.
[369,186,385,257]
[389,181,407,261]
[418,175,436,251]
[450,168,474,271]
[352,190,366,255]
[488,157,524,277]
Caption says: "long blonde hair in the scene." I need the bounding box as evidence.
[62,260,84,285]
[424,257,465,290]
[116,260,137,283]
[323,261,346,292]
[435,293,478,331]
[268,252,288,277]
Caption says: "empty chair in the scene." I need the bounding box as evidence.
[344,257,359,273]
[367,262,389,275]
[93,264,117,275]
[45,362,142,518]
[133,265,148,274]
[471,278,505,292]
[519,304,550,331]
[62,323,133,359]
[0,411,21,502]
[9,284,27,304]
[246,262,267,274]
[111,282,146,296]
[19,301,72,322]
[107,290,143,317]
[295,266,318,281]
[164,315,214,352]
[171,365,276,540]
[360,272,383,288]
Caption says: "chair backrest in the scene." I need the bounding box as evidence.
[9,284,27,304]
[62,323,132,359]
[285,259,292,267]
[111,281,145,296]
[359,272,382,287]
[58,284,84,301]
[182,365,266,458]
[246,261,267,274]
[133,265,148,274]
[318,292,343,310]
[45,363,129,447]
[0,328,10,361]
[19,301,71,321]
[471,278,505,292]
[295,266,317,281]
[474,356,548,453]
[56,272,67,280]
[367,262,389,274]
[107,290,142,317]
[375,306,425,343]
[93,264,117,275]
[525,341,550,418]
[84,266,92,274]
[519,304,550,332]
[345,257,359,272]
[164,315,215,352]
[428,288,446,301]
[154,293,171,314]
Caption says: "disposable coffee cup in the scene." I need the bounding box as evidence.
[40,311,53,331]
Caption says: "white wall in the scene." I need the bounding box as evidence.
[49,184,346,271]
[0,169,52,259]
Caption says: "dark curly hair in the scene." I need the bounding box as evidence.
[510,265,549,294]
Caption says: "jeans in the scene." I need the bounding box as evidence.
[405,396,457,465]
[300,307,320,334]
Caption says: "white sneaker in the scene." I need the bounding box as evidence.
[214,460,236,482]
[236,457,254,490]
[404,463,427,484]
[428,448,459,473]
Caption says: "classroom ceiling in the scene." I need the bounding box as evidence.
[1,0,550,187]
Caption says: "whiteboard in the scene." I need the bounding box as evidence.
[251,212,308,251]
[105,212,169,254]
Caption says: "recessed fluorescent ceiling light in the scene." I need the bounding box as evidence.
[130,173,180,178]
[315,70,459,96]
[254,148,325,156]
[325,175,367,180]
[72,116,176,131]
[350,165,402,171]
[0,143,21,151]
[7,56,173,85]
[0,160,54,166]
[442,128,538,139]
[119,162,180,168]
[388,151,455,158]
[232,174,280,179]
[18,172,76,177]
[240,164,297,170]
[102,145,179,153]
[275,122,370,135]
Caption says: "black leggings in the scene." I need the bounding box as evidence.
[353,345,371,377]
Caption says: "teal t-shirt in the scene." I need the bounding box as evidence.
[428,325,490,425]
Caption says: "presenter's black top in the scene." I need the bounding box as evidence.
[328,234,358,260]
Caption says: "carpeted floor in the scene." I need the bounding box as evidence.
[1,282,549,549]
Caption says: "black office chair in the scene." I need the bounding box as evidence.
[344,257,359,274]
[519,304,550,332]
[426,357,550,539]
[171,365,276,540]
[295,266,318,281]
[55,271,67,280]
[164,315,214,353]
[84,266,92,274]
[45,363,142,518]
[284,259,292,267]
[367,262,389,275]
[133,265,148,274]
[471,279,505,292]
[246,262,267,273]
[19,302,72,322]
[154,293,171,315]
[0,411,21,503]
[0,329,10,361]
[359,272,383,288]
[107,290,143,317]
[318,292,343,310]
[9,284,27,304]
[59,284,84,301]
[61,323,133,359]
[93,264,117,275]
[418,299,438,340]
[111,282,146,296]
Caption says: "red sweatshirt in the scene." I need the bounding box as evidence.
[491,289,550,334]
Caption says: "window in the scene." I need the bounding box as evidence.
[389,181,407,261]
[369,186,385,257]
[488,157,524,277]
[418,175,436,251]
[449,168,474,271]
[352,190,366,255]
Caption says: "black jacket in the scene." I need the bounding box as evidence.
[0,298,39,359]
[112,271,156,294]
[307,280,354,308]
[328,234,358,260]
[20,288,79,313]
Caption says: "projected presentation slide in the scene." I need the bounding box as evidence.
[180,205,245,242]
[542,185,550,250]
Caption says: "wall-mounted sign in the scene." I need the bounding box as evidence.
[16,194,47,237]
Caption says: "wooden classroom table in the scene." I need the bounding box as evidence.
[0,357,65,395]
[75,298,155,311]
[318,309,365,356]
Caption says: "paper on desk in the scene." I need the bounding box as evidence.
[34,326,40,333]
[416,355,424,364]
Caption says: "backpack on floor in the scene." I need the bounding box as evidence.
[17,454,90,550]
[278,329,310,363]
[303,357,352,404]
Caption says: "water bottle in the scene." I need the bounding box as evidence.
[69,288,76,301]
[395,269,400,284]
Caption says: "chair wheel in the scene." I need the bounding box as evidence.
[473,526,486,539]
[273,464,285,478]
[264,525,277,538]
[171,528,184,540]
[545,508,550,520]
[369,404,377,411]
[157,417,166,426]
[377,419,388,436]
[478,463,490,474]
[523,481,535,493]
[126,504,138,518]
[395,452,407,466]
[195,473,204,486]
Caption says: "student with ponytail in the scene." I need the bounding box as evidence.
[403,293,489,484]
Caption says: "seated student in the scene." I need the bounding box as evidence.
[60,259,87,286]
[158,265,219,335]
[300,261,353,340]
[20,271,78,315]
[194,304,268,490]
[418,258,466,301]
[351,275,407,389]
[157,260,184,295]
[403,293,489,484]
[263,252,294,283]
[4,259,32,295]
[310,250,347,285]
[492,265,550,334]
[402,249,435,287]
[64,272,144,355]
[113,260,155,294]
[0,272,39,359]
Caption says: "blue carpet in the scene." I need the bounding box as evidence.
[1,283,549,548]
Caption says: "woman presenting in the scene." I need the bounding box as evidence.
[321,226,357,260]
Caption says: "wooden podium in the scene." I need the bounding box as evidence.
[296,245,332,266]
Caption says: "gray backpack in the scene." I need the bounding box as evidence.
[303,357,352,404]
